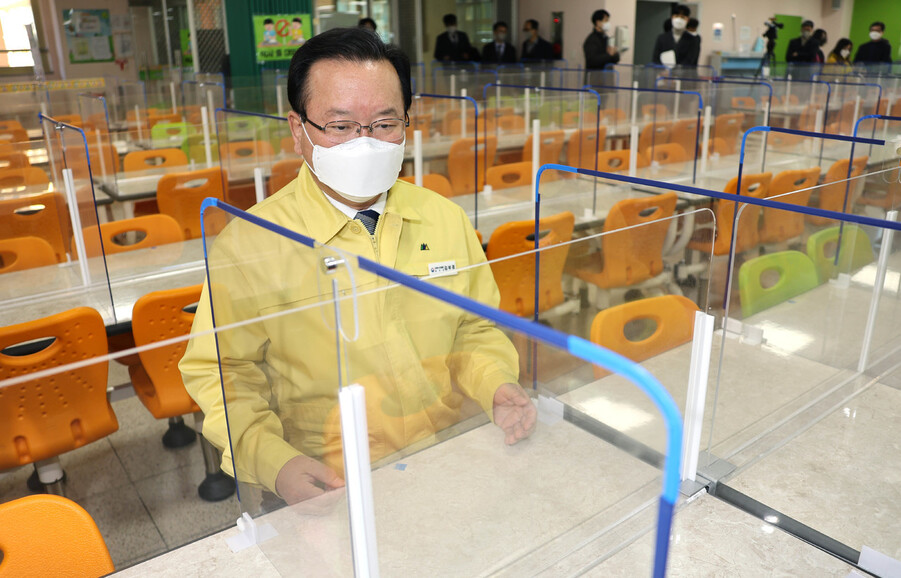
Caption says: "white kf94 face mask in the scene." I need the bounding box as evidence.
[302,122,405,203]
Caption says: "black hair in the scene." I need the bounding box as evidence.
[687,18,699,30]
[443,14,457,27]
[831,38,853,57]
[287,27,412,118]
[871,21,886,32]
[263,18,274,25]
[591,10,610,25]
[358,17,376,30]
[813,28,828,46]
[493,21,508,32]
[293,17,302,24]
[671,5,690,17]
[525,19,539,31]
[801,20,814,29]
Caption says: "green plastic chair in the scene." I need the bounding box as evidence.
[806,225,874,283]
[738,250,820,317]
[151,121,194,149]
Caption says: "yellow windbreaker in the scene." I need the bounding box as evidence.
[179,164,519,494]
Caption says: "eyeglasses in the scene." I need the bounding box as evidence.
[304,115,409,144]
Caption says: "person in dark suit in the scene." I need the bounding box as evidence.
[651,5,693,66]
[855,22,893,65]
[683,18,701,66]
[785,20,816,63]
[583,9,619,70]
[434,14,478,62]
[521,19,555,61]
[481,21,517,64]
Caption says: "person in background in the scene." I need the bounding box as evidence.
[482,21,517,64]
[521,19,555,61]
[358,17,377,32]
[855,22,893,65]
[811,29,828,64]
[785,19,816,63]
[434,14,478,62]
[827,38,853,66]
[652,4,692,66]
[583,9,619,70]
[684,17,701,66]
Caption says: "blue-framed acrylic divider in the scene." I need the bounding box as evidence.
[664,64,718,80]
[552,67,617,89]
[75,93,118,184]
[213,108,294,207]
[410,93,484,227]
[431,65,496,98]
[198,197,683,577]
[815,80,882,137]
[609,63,669,90]
[410,62,426,95]
[851,114,901,209]
[181,80,228,124]
[102,78,148,134]
[0,81,41,135]
[584,84,703,184]
[699,134,901,563]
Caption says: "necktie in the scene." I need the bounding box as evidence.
[497,44,503,58]
[355,209,379,235]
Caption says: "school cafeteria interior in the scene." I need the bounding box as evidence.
[1,0,900,575]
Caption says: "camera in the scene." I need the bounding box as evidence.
[765,19,784,29]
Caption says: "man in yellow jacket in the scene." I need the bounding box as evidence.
[179,27,536,505]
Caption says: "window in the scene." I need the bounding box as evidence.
[0,0,37,68]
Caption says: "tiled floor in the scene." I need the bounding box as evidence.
[0,388,240,571]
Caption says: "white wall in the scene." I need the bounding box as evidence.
[517,0,855,68]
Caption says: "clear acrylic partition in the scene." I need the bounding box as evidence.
[494,68,551,88]
[431,68,498,98]
[0,115,116,323]
[610,64,668,90]
[215,109,294,205]
[754,78,832,132]
[822,81,882,137]
[200,199,684,576]
[853,115,901,210]
[181,80,227,137]
[411,62,426,95]
[75,95,118,183]
[0,81,41,137]
[106,80,149,152]
[40,79,108,124]
[552,68,616,90]
[701,165,901,563]
[143,68,185,114]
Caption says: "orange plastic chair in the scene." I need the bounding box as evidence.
[688,172,772,256]
[220,139,275,162]
[669,118,700,156]
[731,96,756,109]
[269,157,305,196]
[0,494,114,577]
[568,192,678,288]
[486,211,575,317]
[0,166,49,188]
[157,167,228,239]
[497,114,526,132]
[599,108,627,124]
[712,113,745,155]
[485,161,532,190]
[589,295,698,377]
[280,135,296,154]
[566,126,607,171]
[596,149,650,173]
[521,130,566,167]
[798,104,823,131]
[146,112,182,129]
[447,116,497,136]
[123,148,188,172]
[645,142,688,165]
[759,167,821,244]
[80,214,184,258]
[807,156,868,225]
[0,192,69,262]
[0,119,24,131]
[638,122,673,155]
[0,128,28,144]
[0,307,118,488]
[399,173,454,197]
[0,150,29,169]
[447,136,498,196]
[0,236,57,273]
[641,103,669,119]
[53,114,82,127]
[562,111,598,128]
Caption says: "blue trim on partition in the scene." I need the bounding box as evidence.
[481,83,602,102]
[584,84,705,110]
[200,197,316,248]
[654,498,676,578]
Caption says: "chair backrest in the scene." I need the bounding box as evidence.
[81,214,184,257]
[668,118,699,153]
[596,149,649,173]
[0,307,118,469]
[123,148,188,172]
[712,113,745,155]
[760,167,821,243]
[645,142,688,165]
[0,128,28,144]
[0,119,24,131]
[0,494,114,577]
[806,225,874,283]
[280,135,296,155]
[0,236,57,273]
[53,114,82,127]
[710,172,772,255]
[130,284,203,417]
[641,103,669,119]
[599,108,627,124]
[268,157,305,196]
[521,130,566,165]
[151,121,192,148]
[0,151,29,169]
[730,96,755,109]
[638,121,672,154]
[738,250,820,317]
[486,211,575,317]
[485,161,532,190]
[146,113,182,129]
[157,167,227,239]
[0,192,69,262]
[399,173,454,198]
[497,114,526,132]
[220,139,275,161]
[566,126,607,171]
[590,295,698,367]
[0,166,50,188]
[808,156,869,223]
[446,116,497,136]
[597,192,678,287]
[447,136,498,196]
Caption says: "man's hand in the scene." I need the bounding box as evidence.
[275,455,345,505]
[493,383,537,445]
[607,45,618,55]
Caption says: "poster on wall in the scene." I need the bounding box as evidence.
[62,9,114,63]
[253,14,312,63]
